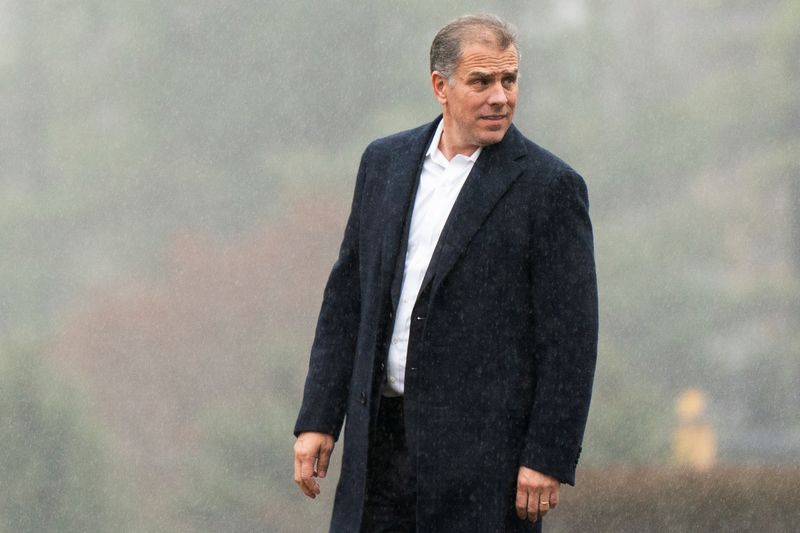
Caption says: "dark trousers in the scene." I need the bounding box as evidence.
[361,396,416,533]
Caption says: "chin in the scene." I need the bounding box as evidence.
[478,130,508,146]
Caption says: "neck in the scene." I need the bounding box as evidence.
[438,117,479,160]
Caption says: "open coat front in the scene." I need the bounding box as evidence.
[295,117,598,532]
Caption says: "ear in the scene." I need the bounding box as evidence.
[431,71,448,105]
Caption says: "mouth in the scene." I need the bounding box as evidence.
[480,114,507,121]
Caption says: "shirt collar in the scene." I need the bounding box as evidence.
[425,119,482,165]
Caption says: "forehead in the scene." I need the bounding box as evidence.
[457,41,519,75]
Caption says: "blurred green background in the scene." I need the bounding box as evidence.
[1,0,798,531]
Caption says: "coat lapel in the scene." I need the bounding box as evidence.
[378,119,440,310]
[421,124,527,299]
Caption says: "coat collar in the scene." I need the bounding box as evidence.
[378,119,439,308]
[378,116,528,308]
[421,121,527,299]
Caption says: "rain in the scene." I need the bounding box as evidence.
[1,0,798,531]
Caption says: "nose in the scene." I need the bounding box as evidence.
[487,81,508,106]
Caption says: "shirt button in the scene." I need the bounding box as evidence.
[391,338,398,345]
[390,377,396,383]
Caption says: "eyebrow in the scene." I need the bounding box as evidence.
[468,69,519,78]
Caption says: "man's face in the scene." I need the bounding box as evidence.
[433,39,519,155]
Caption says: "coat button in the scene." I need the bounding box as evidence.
[360,391,367,405]
[379,362,385,371]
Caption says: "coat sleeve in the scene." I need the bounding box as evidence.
[520,169,599,485]
[293,147,371,441]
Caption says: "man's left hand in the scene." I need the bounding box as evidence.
[515,466,560,523]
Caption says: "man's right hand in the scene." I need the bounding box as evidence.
[293,432,335,498]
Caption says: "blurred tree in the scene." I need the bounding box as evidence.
[49,196,346,497]
[1,1,799,529]
[0,346,133,532]
[179,397,333,533]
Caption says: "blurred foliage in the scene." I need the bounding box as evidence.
[178,397,334,533]
[1,0,798,529]
[547,466,800,532]
[0,346,134,532]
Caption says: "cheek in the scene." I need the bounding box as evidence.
[470,96,487,111]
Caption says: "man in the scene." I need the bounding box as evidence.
[293,14,598,532]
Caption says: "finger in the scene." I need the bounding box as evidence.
[317,443,332,479]
[515,484,528,520]
[293,453,304,489]
[300,453,320,498]
[293,451,313,497]
[294,454,314,498]
[550,488,560,509]
[527,489,540,523]
[538,493,550,518]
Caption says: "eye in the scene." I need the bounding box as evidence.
[502,76,517,88]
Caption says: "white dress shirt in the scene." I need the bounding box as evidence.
[383,120,481,396]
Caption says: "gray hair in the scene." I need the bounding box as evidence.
[429,14,519,81]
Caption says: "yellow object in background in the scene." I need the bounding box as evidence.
[673,388,717,471]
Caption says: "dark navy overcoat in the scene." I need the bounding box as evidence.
[295,117,598,532]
